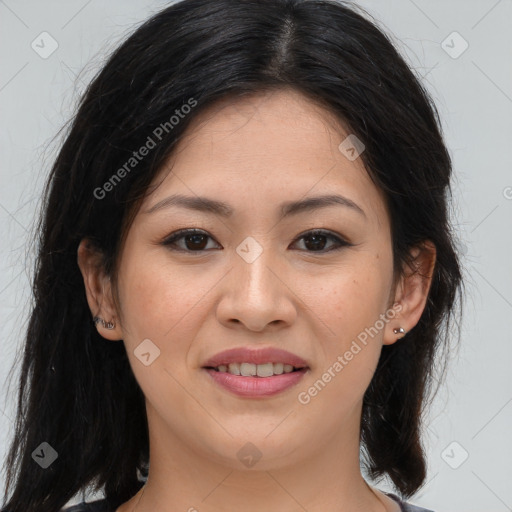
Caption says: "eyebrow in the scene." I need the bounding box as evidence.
[143,193,366,219]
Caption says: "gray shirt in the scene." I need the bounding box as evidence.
[63,492,435,512]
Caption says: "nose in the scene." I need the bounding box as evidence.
[216,245,297,332]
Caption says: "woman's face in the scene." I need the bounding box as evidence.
[104,89,406,469]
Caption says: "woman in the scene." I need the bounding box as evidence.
[1,0,462,511]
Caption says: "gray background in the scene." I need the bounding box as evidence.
[1,0,511,510]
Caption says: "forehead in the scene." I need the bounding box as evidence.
[142,89,388,226]
[172,89,348,167]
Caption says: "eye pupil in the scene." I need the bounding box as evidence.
[164,229,347,254]
[186,234,208,250]
[304,234,327,251]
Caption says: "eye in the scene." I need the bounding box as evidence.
[162,229,220,252]
[161,228,352,253]
[290,229,352,252]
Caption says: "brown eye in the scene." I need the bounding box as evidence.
[182,233,209,250]
[162,229,220,252]
[291,230,352,253]
[162,228,352,254]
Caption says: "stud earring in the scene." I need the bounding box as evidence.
[93,316,116,330]
[393,327,406,335]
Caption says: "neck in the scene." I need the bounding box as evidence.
[119,402,396,512]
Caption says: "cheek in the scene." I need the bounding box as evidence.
[116,245,221,374]
[115,250,202,408]
[118,246,192,334]
[298,275,390,423]
[310,252,393,390]
[324,259,392,339]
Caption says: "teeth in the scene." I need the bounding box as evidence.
[273,363,284,375]
[213,362,302,376]
[240,363,256,376]
[228,363,240,375]
[257,362,273,377]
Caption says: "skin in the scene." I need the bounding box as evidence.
[78,88,436,512]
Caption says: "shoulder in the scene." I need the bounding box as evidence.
[385,492,436,512]
[61,499,112,512]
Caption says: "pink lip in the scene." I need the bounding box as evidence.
[202,347,308,368]
[204,368,308,397]
[202,347,309,398]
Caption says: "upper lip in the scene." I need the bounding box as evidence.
[202,347,309,368]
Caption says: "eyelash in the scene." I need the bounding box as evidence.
[161,228,353,254]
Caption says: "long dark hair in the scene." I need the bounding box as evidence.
[1,0,462,510]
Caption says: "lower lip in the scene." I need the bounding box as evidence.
[204,368,308,397]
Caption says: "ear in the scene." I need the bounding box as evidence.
[77,238,123,341]
[383,241,436,345]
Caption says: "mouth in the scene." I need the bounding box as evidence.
[204,362,307,377]
[201,347,309,397]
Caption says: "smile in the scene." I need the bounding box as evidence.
[209,362,304,377]
[203,366,308,397]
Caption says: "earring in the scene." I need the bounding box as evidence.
[93,316,116,330]
[393,327,406,335]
